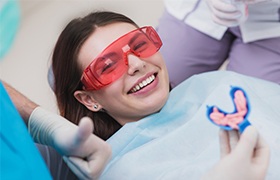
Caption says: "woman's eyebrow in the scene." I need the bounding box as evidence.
[99,52,118,60]
[128,33,142,45]
[96,31,145,61]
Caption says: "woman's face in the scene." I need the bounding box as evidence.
[77,22,169,125]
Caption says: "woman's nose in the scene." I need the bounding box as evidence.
[126,54,146,75]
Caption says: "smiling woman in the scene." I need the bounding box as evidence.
[51,11,169,140]
[74,23,169,126]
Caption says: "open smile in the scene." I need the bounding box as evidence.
[128,73,157,94]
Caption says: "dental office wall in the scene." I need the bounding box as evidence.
[0,0,164,113]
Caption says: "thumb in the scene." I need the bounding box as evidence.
[252,131,270,166]
[75,117,94,144]
[233,126,258,159]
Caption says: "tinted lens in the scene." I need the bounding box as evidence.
[81,26,162,90]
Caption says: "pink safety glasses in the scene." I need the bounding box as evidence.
[81,26,162,90]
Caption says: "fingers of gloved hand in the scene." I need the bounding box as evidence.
[63,156,91,180]
[228,130,240,150]
[219,129,240,158]
[252,130,270,166]
[208,0,238,13]
[211,5,241,20]
[243,0,270,4]
[211,13,240,26]
[75,117,94,144]
[219,129,231,158]
[63,156,100,180]
[207,0,242,26]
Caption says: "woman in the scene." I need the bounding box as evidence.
[52,11,169,140]
[48,11,278,179]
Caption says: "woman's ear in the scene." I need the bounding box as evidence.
[74,90,102,112]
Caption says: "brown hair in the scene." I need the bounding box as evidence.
[52,11,138,140]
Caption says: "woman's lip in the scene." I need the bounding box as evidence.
[128,72,157,94]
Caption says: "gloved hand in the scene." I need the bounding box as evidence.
[205,0,248,27]
[29,107,111,180]
[201,126,270,180]
[242,0,271,4]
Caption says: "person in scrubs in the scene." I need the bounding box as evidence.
[157,0,280,88]
[0,1,110,179]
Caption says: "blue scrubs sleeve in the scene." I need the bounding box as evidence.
[0,83,52,179]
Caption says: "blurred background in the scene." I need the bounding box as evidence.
[0,0,164,112]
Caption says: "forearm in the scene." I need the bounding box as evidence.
[1,80,38,125]
[0,80,59,146]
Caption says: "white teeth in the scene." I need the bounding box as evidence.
[143,80,147,86]
[130,75,155,93]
